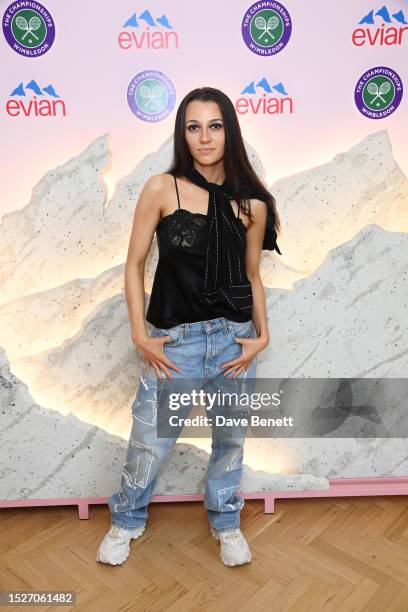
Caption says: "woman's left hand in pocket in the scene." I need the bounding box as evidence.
[221,336,268,379]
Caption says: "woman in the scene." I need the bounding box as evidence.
[97,86,281,567]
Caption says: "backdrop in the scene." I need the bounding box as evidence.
[1,0,407,503]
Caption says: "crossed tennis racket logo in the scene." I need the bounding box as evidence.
[15,14,42,40]
[138,83,165,112]
[253,14,280,41]
[366,81,392,104]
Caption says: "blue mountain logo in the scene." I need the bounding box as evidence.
[123,9,173,28]
[6,79,66,117]
[359,6,407,24]
[241,78,288,96]
[10,80,60,97]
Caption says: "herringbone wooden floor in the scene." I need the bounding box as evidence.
[1,496,408,611]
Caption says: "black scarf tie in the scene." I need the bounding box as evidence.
[183,163,282,313]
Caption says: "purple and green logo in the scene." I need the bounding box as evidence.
[354,66,403,119]
[2,1,55,57]
[127,70,176,122]
[241,1,292,56]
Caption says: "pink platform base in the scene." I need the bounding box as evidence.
[1,477,408,519]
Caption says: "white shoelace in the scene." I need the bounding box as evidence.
[109,525,123,539]
[223,530,241,542]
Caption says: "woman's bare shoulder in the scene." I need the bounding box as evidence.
[138,173,175,219]
[143,172,174,193]
[248,198,268,215]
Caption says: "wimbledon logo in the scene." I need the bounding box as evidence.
[2,1,55,57]
[354,66,403,119]
[127,70,176,122]
[241,1,292,56]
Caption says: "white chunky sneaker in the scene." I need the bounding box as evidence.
[210,526,252,566]
[96,523,146,565]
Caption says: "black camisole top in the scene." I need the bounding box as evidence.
[145,175,252,329]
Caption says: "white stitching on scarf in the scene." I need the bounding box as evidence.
[204,215,215,287]
[227,249,233,284]
[236,250,242,282]
[220,209,243,243]
[219,287,236,309]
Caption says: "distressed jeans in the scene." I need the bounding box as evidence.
[108,316,257,535]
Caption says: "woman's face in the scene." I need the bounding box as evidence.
[184,100,225,166]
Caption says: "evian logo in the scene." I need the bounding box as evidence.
[6,80,67,117]
[118,8,178,50]
[352,5,408,46]
[235,78,293,115]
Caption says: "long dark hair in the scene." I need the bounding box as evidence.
[166,86,281,234]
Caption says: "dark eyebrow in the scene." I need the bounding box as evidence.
[185,118,223,124]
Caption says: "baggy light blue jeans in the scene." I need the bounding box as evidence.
[108,316,257,534]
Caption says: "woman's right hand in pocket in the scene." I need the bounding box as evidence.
[133,334,181,380]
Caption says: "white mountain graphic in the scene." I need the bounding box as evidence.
[8,223,407,441]
[0,346,328,499]
[1,130,407,501]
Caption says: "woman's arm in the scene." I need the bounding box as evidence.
[125,175,162,343]
[125,174,180,379]
[244,198,270,347]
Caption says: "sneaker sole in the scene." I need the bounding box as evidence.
[96,523,146,565]
[220,551,252,566]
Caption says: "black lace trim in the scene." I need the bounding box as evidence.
[156,209,207,254]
